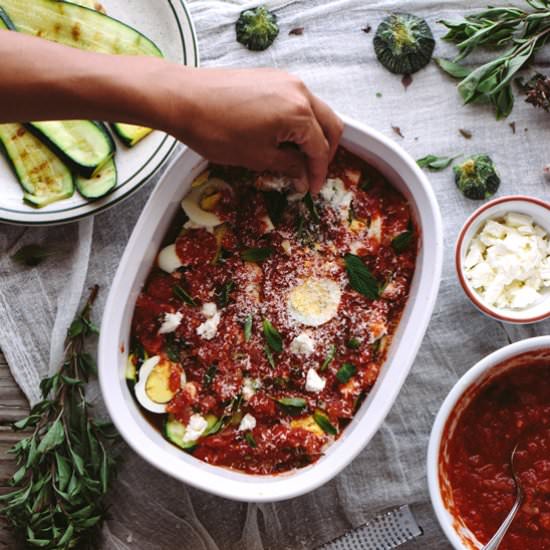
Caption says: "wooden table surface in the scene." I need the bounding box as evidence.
[0,350,30,549]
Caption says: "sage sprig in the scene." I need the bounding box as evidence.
[0,286,118,550]
[438,1,550,119]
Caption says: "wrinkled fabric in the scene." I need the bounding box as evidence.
[1,0,550,548]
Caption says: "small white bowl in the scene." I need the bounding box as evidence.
[456,195,550,324]
[98,115,443,502]
[427,336,550,550]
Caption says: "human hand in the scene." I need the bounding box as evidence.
[161,67,343,193]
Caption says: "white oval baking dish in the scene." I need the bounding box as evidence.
[98,115,443,502]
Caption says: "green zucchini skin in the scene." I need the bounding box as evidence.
[111,123,153,148]
[75,157,117,200]
[26,120,115,178]
[0,6,15,29]
[0,123,74,207]
[0,0,163,57]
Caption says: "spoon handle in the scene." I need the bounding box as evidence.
[482,490,523,550]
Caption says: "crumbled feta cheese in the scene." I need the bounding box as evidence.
[464,214,550,309]
[305,368,326,393]
[202,302,217,318]
[261,215,274,234]
[196,303,220,340]
[242,378,260,401]
[158,311,183,335]
[182,414,208,443]
[320,178,353,218]
[290,333,316,356]
[238,413,257,432]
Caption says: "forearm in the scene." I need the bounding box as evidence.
[0,30,184,130]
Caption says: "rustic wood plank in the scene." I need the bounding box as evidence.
[0,350,28,549]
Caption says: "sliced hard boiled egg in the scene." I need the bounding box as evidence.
[158,243,183,273]
[287,278,341,327]
[134,356,177,414]
[181,177,232,228]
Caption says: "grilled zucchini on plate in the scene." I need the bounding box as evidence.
[0,0,164,207]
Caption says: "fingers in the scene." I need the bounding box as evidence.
[309,94,344,164]
[268,145,308,192]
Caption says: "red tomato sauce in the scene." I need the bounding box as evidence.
[130,147,417,474]
[442,362,550,549]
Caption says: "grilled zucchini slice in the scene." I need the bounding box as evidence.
[27,121,115,177]
[0,124,74,207]
[111,123,152,148]
[0,0,162,57]
[75,157,117,199]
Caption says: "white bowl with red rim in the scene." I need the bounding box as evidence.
[427,335,550,549]
[98,115,443,502]
[455,195,550,324]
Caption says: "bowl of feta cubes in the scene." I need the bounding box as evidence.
[456,195,550,324]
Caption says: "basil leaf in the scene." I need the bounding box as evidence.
[416,154,460,171]
[243,314,253,342]
[344,254,380,300]
[320,344,336,372]
[264,191,287,225]
[276,397,307,408]
[313,410,337,435]
[303,192,320,222]
[245,432,257,448]
[216,280,235,308]
[264,346,276,369]
[392,230,414,253]
[336,362,356,384]
[262,319,283,352]
[241,247,273,262]
[346,338,361,349]
[434,57,472,79]
[173,285,196,306]
[203,364,217,386]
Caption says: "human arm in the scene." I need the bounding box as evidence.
[0,31,343,192]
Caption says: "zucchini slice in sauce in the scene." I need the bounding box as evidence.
[75,157,117,199]
[27,121,115,178]
[0,0,163,57]
[111,123,152,148]
[0,124,74,207]
[164,415,218,450]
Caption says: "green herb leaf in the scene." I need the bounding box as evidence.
[392,230,414,253]
[264,191,287,225]
[12,244,53,267]
[241,247,273,262]
[262,319,283,352]
[416,154,460,171]
[245,432,257,448]
[434,57,472,79]
[320,344,336,372]
[303,192,320,222]
[276,397,307,408]
[336,362,357,384]
[346,338,361,349]
[216,280,235,308]
[313,410,337,435]
[203,364,217,386]
[344,254,380,300]
[37,417,64,454]
[173,285,197,306]
[264,346,276,369]
[243,315,253,342]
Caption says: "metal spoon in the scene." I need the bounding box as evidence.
[481,441,524,550]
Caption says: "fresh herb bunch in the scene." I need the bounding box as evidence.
[0,286,118,549]
[438,1,550,118]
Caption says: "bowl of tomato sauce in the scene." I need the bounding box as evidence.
[428,336,550,549]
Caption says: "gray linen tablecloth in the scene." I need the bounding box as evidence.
[1,1,550,548]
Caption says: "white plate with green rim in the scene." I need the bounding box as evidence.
[0,0,198,226]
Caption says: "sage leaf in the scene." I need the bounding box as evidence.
[336,362,357,384]
[434,57,472,79]
[37,418,64,454]
[313,410,337,435]
[392,230,414,253]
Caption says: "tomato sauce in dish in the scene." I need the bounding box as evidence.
[441,362,550,549]
[129,147,417,474]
